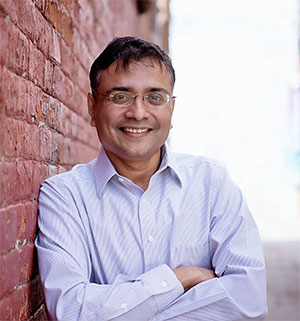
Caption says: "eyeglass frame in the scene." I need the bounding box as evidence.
[97,91,176,107]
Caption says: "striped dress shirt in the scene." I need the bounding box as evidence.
[35,144,267,320]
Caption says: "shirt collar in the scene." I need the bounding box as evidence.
[158,143,183,188]
[93,146,118,198]
[93,143,183,197]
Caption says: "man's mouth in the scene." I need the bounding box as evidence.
[121,127,151,134]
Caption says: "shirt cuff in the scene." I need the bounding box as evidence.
[140,264,184,311]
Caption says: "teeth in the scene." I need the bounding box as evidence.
[124,128,148,133]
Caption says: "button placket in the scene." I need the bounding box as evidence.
[139,194,158,270]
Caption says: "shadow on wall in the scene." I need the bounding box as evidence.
[263,241,300,321]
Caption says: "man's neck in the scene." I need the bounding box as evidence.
[105,149,162,191]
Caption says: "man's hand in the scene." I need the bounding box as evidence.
[173,266,216,292]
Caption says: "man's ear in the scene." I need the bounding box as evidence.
[87,93,96,127]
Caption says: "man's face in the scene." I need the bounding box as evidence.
[88,59,175,165]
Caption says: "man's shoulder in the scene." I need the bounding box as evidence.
[173,152,225,172]
[44,158,97,187]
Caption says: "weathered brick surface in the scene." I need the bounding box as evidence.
[0,0,140,319]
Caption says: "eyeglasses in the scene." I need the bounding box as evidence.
[98,91,176,107]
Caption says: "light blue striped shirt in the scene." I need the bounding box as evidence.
[36,144,267,320]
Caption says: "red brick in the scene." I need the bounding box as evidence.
[0,68,43,124]
[72,60,89,95]
[71,86,88,118]
[0,67,30,120]
[59,103,71,136]
[72,26,93,71]
[0,249,19,297]
[71,0,93,31]
[19,202,38,243]
[1,0,62,63]
[59,36,78,78]
[32,162,48,196]
[18,243,35,285]
[26,79,43,124]
[16,161,34,201]
[0,243,37,298]
[0,117,40,161]
[0,205,19,254]
[44,57,54,94]
[0,160,40,206]
[39,127,52,162]
[52,65,74,109]
[34,0,46,13]
[28,41,46,89]
[49,27,61,63]
[0,294,13,320]
[70,110,79,139]
[35,10,61,64]
[0,17,29,76]
[0,161,20,206]
[38,93,61,130]
[0,277,43,320]
[38,127,61,164]
[21,124,41,160]
[49,131,60,165]
[49,0,63,34]
[57,136,71,165]
[62,13,73,49]
[0,117,19,159]
[0,202,38,255]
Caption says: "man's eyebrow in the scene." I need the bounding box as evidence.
[109,87,131,92]
[148,87,169,93]
[108,87,169,93]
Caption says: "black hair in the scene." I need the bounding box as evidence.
[89,36,175,98]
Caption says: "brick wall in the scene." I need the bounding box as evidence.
[0,0,144,319]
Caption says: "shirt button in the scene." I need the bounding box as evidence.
[161,280,168,287]
[147,235,154,243]
[121,303,127,309]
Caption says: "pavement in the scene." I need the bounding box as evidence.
[263,240,300,321]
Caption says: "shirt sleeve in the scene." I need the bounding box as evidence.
[150,167,268,321]
[35,179,184,321]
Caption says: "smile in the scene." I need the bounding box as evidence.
[123,128,149,133]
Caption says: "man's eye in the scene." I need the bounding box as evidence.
[150,94,161,100]
[148,93,164,104]
[115,94,126,100]
[111,92,130,104]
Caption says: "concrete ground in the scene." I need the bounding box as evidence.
[263,241,300,321]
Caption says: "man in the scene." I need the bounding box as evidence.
[36,37,267,320]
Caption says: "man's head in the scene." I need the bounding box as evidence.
[89,36,175,99]
[87,37,176,170]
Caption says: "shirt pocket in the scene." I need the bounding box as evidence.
[170,244,211,269]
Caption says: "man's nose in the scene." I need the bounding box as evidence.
[124,96,149,121]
